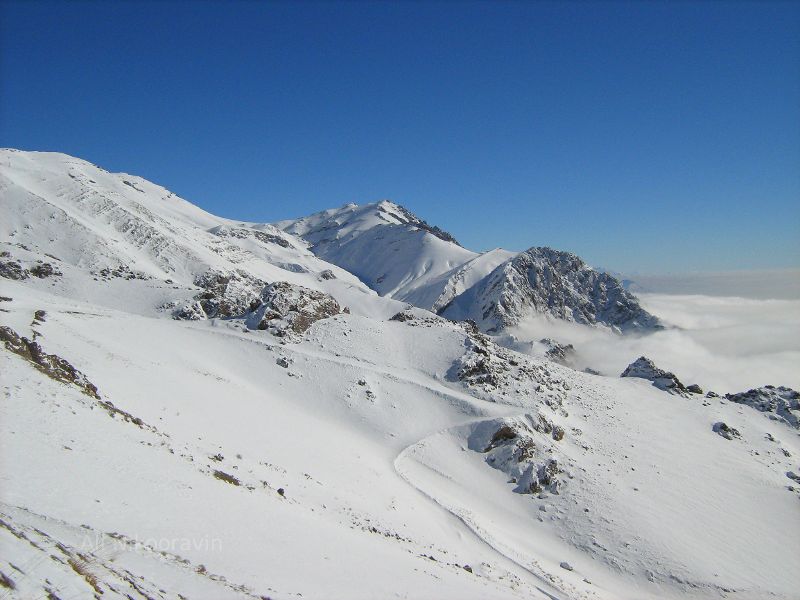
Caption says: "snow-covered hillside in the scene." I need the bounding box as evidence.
[2,150,799,600]
[276,200,480,306]
[277,201,659,333]
[0,149,402,320]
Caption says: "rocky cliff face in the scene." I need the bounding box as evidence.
[442,247,661,333]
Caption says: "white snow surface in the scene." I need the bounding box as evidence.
[1,149,799,600]
[276,200,485,310]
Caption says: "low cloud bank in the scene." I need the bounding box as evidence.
[507,294,800,394]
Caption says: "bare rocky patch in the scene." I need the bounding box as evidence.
[0,325,100,399]
[173,270,266,320]
[451,321,569,409]
[469,416,568,496]
[725,386,799,429]
[245,281,342,337]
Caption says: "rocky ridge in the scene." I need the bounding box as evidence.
[725,386,800,429]
[441,247,661,334]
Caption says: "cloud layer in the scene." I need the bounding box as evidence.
[508,293,800,394]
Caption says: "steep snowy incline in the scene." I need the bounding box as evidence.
[277,202,658,333]
[441,246,661,333]
[403,247,518,312]
[276,200,481,304]
[0,149,402,319]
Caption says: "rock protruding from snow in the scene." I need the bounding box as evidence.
[1,325,99,399]
[442,247,661,333]
[620,356,688,395]
[713,422,741,440]
[540,338,576,366]
[450,322,569,409]
[0,253,62,281]
[468,417,567,496]
[174,270,265,320]
[246,281,341,337]
[209,223,293,248]
[725,386,800,429]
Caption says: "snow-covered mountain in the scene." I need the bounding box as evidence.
[278,202,659,333]
[440,247,662,333]
[0,149,403,320]
[2,149,799,600]
[276,200,481,306]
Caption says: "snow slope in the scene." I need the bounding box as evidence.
[276,200,482,307]
[277,203,658,333]
[0,149,402,320]
[2,149,799,600]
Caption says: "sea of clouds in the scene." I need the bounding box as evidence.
[508,282,800,394]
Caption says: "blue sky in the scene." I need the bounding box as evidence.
[1,1,798,273]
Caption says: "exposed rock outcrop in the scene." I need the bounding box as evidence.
[469,417,567,495]
[0,325,99,399]
[540,338,575,366]
[0,256,61,280]
[450,322,569,409]
[725,386,800,429]
[713,422,741,440]
[620,356,688,395]
[209,224,292,248]
[174,270,266,320]
[245,281,341,336]
[443,247,661,333]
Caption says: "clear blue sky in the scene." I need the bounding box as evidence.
[2,1,798,273]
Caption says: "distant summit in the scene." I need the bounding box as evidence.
[440,247,661,333]
[276,200,477,302]
[278,204,659,334]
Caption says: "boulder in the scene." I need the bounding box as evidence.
[620,356,687,394]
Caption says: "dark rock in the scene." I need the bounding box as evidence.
[686,384,703,394]
[213,470,240,486]
[540,338,575,366]
[0,261,28,280]
[247,281,341,336]
[621,356,687,394]
[389,310,413,322]
[725,386,799,429]
[450,247,661,333]
[29,262,60,278]
[0,325,100,399]
[174,270,266,321]
[713,422,740,440]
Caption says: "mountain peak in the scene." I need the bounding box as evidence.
[440,245,661,333]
